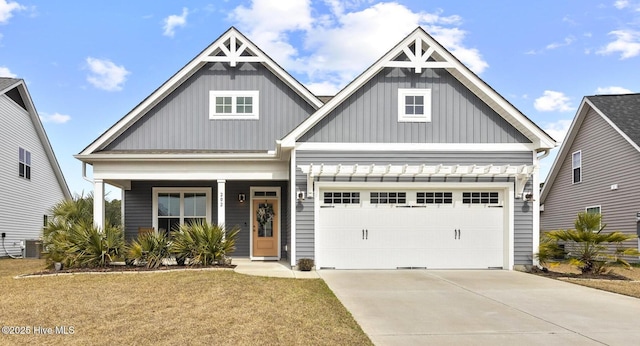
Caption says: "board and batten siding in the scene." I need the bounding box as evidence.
[294,150,534,265]
[299,67,531,144]
[0,94,66,256]
[105,62,317,152]
[124,180,288,258]
[541,108,640,249]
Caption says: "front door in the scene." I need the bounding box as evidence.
[253,200,278,257]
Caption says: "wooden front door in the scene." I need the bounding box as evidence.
[253,200,278,257]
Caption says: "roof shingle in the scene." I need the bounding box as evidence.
[587,93,640,147]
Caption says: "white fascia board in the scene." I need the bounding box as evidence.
[539,98,589,202]
[295,142,537,152]
[92,160,289,181]
[282,27,556,151]
[588,98,640,154]
[445,67,556,150]
[12,80,72,199]
[81,27,322,155]
[74,152,280,162]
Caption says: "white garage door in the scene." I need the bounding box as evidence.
[316,189,505,269]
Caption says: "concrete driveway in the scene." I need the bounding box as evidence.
[319,270,640,345]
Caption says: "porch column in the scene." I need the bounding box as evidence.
[94,179,105,229]
[217,180,226,226]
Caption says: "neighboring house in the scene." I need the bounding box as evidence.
[541,94,640,251]
[76,27,555,270]
[0,78,71,257]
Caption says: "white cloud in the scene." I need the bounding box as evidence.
[230,0,313,67]
[230,1,488,92]
[596,86,633,94]
[543,119,573,143]
[40,112,71,124]
[614,0,630,9]
[545,36,575,50]
[598,30,640,59]
[534,91,574,112]
[85,57,130,91]
[0,0,24,24]
[163,7,188,37]
[305,81,341,95]
[0,65,16,77]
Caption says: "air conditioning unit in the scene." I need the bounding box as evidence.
[24,239,42,258]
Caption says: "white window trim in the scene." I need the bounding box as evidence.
[585,205,601,214]
[585,205,602,230]
[572,150,582,184]
[209,90,259,120]
[152,187,212,232]
[398,88,431,123]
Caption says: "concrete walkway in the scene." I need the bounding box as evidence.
[319,270,640,346]
[232,258,319,279]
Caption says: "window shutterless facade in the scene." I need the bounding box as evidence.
[18,147,31,180]
[572,151,582,184]
[209,90,259,120]
[152,188,212,234]
[397,88,431,122]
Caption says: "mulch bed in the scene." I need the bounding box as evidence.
[530,266,631,281]
[27,264,236,276]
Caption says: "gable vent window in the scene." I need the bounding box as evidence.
[370,192,406,204]
[572,151,582,184]
[417,192,452,204]
[18,147,31,180]
[398,88,431,122]
[209,90,259,120]
[462,192,499,204]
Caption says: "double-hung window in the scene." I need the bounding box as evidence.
[572,151,582,184]
[398,88,431,122]
[153,188,212,235]
[19,147,31,180]
[209,90,259,120]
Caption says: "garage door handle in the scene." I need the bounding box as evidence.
[362,229,365,240]
[366,229,368,240]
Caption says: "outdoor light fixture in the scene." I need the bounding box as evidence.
[524,191,534,202]
[238,193,246,203]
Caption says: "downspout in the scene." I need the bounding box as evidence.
[536,148,551,160]
[81,162,93,183]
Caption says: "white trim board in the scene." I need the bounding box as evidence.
[295,142,538,152]
[79,27,322,156]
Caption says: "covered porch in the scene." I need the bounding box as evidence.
[85,156,292,261]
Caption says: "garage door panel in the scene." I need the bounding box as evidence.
[317,189,506,270]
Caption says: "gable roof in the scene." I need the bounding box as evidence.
[79,27,324,157]
[281,26,556,149]
[540,93,640,202]
[0,77,71,199]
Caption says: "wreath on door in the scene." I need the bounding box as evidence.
[257,203,275,226]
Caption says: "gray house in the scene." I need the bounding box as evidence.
[541,94,640,251]
[0,78,71,257]
[76,27,555,270]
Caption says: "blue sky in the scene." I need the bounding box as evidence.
[1,0,639,197]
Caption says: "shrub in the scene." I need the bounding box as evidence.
[537,212,640,274]
[171,220,239,266]
[127,231,171,269]
[297,258,314,271]
[42,219,124,268]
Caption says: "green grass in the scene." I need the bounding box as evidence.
[0,259,372,345]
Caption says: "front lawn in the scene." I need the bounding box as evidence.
[533,263,640,299]
[0,259,371,345]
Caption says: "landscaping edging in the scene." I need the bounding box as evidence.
[15,266,234,279]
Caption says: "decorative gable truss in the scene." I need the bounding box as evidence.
[203,34,263,67]
[384,36,454,73]
[78,27,323,156]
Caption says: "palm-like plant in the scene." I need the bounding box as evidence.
[171,220,239,266]
[127,232,171,268]
[42,193,125,268]
[537,212,639,274]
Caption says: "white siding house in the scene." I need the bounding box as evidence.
[0,78,71,257]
